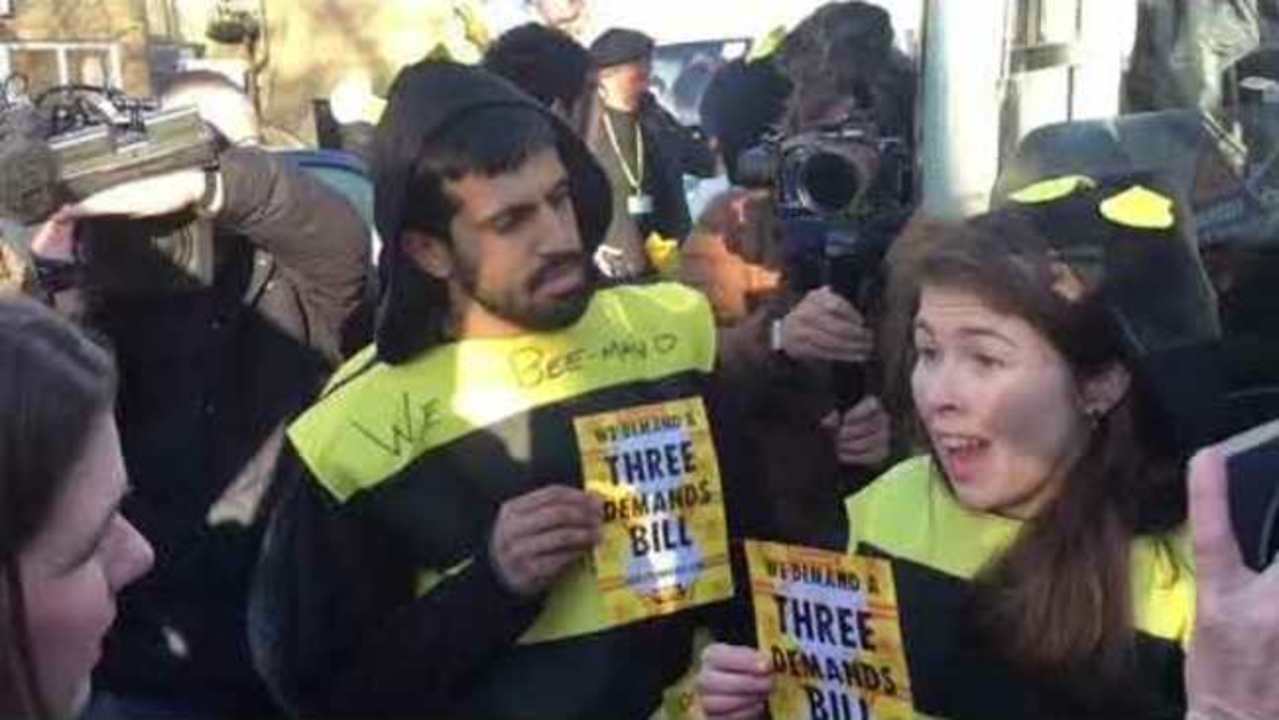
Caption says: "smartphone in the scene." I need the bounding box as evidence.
[1221,417,1279,572]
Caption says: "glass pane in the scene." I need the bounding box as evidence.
[1038,0,1079,43]
[9,49,61,94]
[68,49,115,88]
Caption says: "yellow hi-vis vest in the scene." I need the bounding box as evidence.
[846,456,1196,719]
[289,282,717,503]
[287,282,722,647]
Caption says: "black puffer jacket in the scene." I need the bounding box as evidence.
[93,147,372,716]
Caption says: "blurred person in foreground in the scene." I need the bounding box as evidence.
[697,176,1220,718]
[0,298,153,719]
[25,72,372,717]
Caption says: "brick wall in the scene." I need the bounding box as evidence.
[149,0,486,145]
[0,0,152,94]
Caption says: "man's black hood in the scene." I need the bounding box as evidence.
[373,60,612,363]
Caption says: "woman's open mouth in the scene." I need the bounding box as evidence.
[935,433,990,483]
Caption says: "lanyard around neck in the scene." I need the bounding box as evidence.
[602,109,645,193]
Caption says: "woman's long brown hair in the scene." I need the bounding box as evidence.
[883,210,1187,713]
[0,297,116,719]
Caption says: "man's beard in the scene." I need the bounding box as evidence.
[460,253,597,332]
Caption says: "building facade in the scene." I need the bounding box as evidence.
[0,0,153,96]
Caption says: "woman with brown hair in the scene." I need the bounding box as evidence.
[0,297,152,718]
[696,176,1219,719]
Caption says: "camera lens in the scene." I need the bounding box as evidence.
[799,151,861,215]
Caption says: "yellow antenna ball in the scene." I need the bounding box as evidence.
[1008,175,1097,204]
[1099,186,1175,230]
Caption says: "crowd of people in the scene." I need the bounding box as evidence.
[0,2,1277,719]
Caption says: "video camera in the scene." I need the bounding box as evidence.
[736,112,915,407]
[736,112,912,218]
[0,76,221,291]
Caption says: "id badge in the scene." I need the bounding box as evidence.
[627,193,654,216]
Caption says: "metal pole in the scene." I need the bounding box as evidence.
[56,47,69,85]
[919,0,1011,217]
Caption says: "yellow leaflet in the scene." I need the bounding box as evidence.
[453,0,491,50]
[646,233,681,277]
[1099,185,1176,230]
[1008,175,1096,204]
[750,25,789,61]
[577,398,733,626]
[745,540,914,720]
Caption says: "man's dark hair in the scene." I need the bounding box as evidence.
[483,23,593,111]
[778,1,894,85]
[373,61,612,362]
[777,1,916,137]
[699,59,791,183]
[401,103,559,241]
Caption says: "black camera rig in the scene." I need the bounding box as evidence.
[736,112,912,219]
[737,113,916,410]
[0,76,222,292]
[0,76,219,224]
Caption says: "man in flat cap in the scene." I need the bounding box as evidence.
[589,28,715,279]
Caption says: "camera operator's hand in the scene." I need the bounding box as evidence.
[489,485,604,598]
[30,206,77,261]
[820,396,891,468]
[1185,446,1279,720]
[779,287,874,363]
[61,168,219,221]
